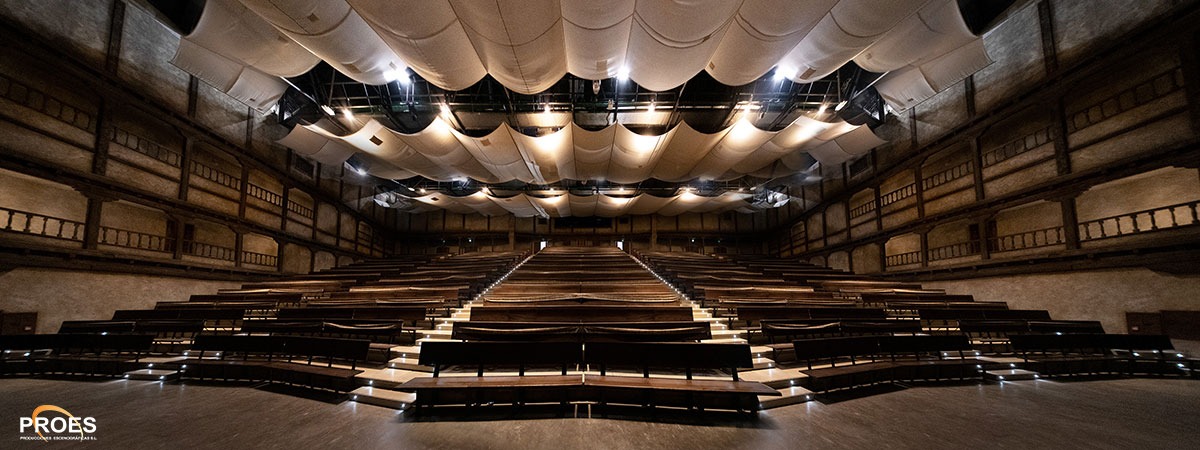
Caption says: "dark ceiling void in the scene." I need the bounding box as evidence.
[958,0,1020,35]
[143,0,206,35]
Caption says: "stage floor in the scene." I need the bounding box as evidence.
[0,376,1196,449]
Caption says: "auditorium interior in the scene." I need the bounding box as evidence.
[1,0,1199,448]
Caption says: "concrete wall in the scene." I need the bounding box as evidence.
[0,267,239,333]
[922,268,1200,337]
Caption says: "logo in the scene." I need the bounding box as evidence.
[17,405,97,442]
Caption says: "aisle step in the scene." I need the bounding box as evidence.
[758,386,815,409]
[349,386,415,410]
[123,369,179,381]
[985,369,1039,381]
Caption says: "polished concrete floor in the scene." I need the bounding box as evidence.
[0,377,1197,449]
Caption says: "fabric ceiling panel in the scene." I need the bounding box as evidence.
[450,0,566,94]
[626,195,676,215]
[237,0,405,85]
[705,0,836,85]
[833,125,888,156]
[339,120,444,179]
[458,192,511,216]
[608,126,668,184]
[687,119,775,180]
[490,194,543,217]
[806,139,855,166]
[561,0,635,80]
[392,119,497,182]
[571,125,616,181]
[530,194,572,217]
[172,38,245,91]
[873,66,939,111]
[454,124,538,183]
[650,122,728,181]
[624,0,741,91]
[920,38,991,91]
[277,121,357,166]
[284,115,883,185]
[853,0,974,73]
[595,195,635,217]
[187,0,319,77]
[515,126,573,183]
[224,68,289,110]
[412,193,475,215]
[874,38,991,110]
[567,194,598,217]
[730,116,831,173]
[655,191,710,216]
[780,0,929,83]
[349,0,487,91]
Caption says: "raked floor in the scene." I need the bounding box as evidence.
[1,376,1196,449]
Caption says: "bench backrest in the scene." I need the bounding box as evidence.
[417,341,584,375]
[585,342,753,378]
[468,306,694,322]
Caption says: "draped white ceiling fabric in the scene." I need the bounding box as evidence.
[171,0,320,110]
[171,0,993,95]
[398,191,762,217]
[279,114,884,183]
[861,0,994,110]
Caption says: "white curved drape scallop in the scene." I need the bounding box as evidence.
[171,0,320,110]
[237,0,407,85]
[280,113,883,184]
[203,0,1006,96]
[857,0,993,110]
[405,192,756,217]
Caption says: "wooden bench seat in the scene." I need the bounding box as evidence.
[179,335,369,392]
[793,335,981,392]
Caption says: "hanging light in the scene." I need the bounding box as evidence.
[341,108,353,120]
[320,105,335,116]
[834,100,848,111]
[817,103,828,115]
[543,103,551,115]
[616,66,630,81]
[648,101,656,113]
[440,103,452,116]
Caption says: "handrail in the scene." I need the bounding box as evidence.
[109,127,181,167]
[927,241,980,262]
[991,226,1065,252]
[1079,200,1200,241]
[97,225,172,252]
[0,206,85,241]
[884,250,922,267]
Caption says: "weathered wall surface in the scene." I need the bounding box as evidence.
[0,268,239,333]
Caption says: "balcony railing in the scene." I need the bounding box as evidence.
[981,125,1054,167]
[879,183,917,207]
[992,226,1065,253]
[241,250,278,267]
[885,250,922,267]
[1079,200,1200,242]
[922,160,973,191]
[246,183,283,207]
[190,161,241,191]
[927,241,980,262]
[97,226,172,252]
[287,200,314,219]
[0,207,84,242]
[110,127,182,167]
[849,201,877,219]
[182,240,237,262]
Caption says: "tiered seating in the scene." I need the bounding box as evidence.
[397,246,783,412]
[3,247,1195,413]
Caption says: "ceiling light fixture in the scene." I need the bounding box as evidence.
[817,103,828,115]
[440,103,451,116]
[616,66,629,81]
[543,103,551,115]
[341,108,353,120]
[648,101,656,113]
[834,100,848,111]
[320,105,335,116]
